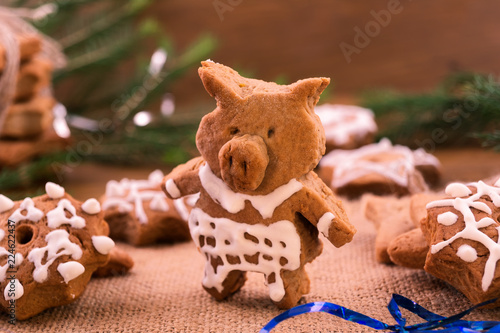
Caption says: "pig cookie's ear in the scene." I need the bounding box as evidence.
[291,77,330,110]
[198,61,243,107]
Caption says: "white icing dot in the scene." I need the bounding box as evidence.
[92,236,115,255]
[317,212,335,238]
[148,170,164,185]
[166,179,181,199]
[4,279,24,301]
[437,212,458,226]
[82,198,101,215]
[445,183,472,198]
[47,199,86,229]
[45,182,65,199]
[0,195,14,213]
[456,244,478,262]
[150,194,169,212]
[57,261,85,283]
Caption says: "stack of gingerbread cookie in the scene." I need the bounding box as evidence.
[0,33,67,167]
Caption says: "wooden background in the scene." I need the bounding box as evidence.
[145,0,500,108]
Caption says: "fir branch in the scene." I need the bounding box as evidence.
[361,73,500,148]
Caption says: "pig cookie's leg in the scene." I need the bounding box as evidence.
[273,266,310,309]
[203,255,247,300]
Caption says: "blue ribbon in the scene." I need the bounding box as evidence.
[260,294,500,332]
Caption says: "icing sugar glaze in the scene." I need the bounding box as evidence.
[427,180,500,291]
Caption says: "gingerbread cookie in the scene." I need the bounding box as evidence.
[319,138,441,198]
[17,34,42,62]
[162,61,356,309]
[1,96,55,139]
[0,124,68,167]
[0,183,115,319]
[15,58,52,102]
[92,247,134,278]
[363,192,440,266]
[314,103,377,151]
[421,179,500,306]
[0,44,5,73]
[101,170,195,246]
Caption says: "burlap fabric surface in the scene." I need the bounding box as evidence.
[1,199,500,332]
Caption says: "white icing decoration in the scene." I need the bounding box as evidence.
[317,212,335,238]
[57,261,85,283]
[150,193,169,212]
[0,250,23,283]
[91,235,115,255]
[456,244,478,262]
[45,182,65,199]
[82,198,101,215]
[166,179,181,199]
[189,208,301,302]
[495,178,500,187]
[426,180,500,291]
[102,170,170,224]
[8,198,44,224]
[445,183,472,198]
[437,212,458,226]
[0,195,14,213]
[173,193,200,222]
[47,199,86,229]
[315,104,377,146]
[27,229,83,283]
[0,229,4,242]
[4,279,23,301]
[320,138,438,190]
[199,163,303,219]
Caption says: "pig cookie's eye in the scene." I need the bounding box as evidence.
[267,128,275,138]
[229,127,240,135]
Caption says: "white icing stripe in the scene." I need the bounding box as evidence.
[166,179,181,199]
[47,199,86,229]
[199,163,303,219]
[427,180,500,291]
[102,170,170,224]
[150,194,169,212]
[4,279,24,301]
[45,182,65,199]
[173,193,200,222]
[9,198,44,224]
[27,230,83,283]
[317,212,335,238]
[82,198,101,215]
[0,229,4,242]
[57,261,85,283]
[0,195,14,213]
[189,208,301,302]
[92,236,115,255]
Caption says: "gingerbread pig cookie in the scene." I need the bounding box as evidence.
[162,61,356,309]
[0,183,115,320]
[314,104,377,151]
[319,138,441,198]
[420,179,500,306]
[101,170,195,246]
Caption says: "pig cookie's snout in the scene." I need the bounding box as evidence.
[218,134,269,192]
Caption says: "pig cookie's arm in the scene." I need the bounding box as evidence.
[162,156,205,199]
[298,171,356,248]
